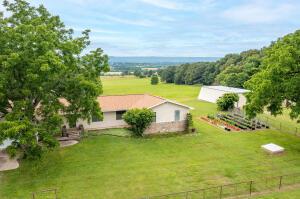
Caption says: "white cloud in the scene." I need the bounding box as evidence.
[102,14,155,27]
[71,27,121,34]
[140,0,182,10]
[222,1,296,24]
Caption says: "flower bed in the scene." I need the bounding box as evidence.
[200,116,240,132]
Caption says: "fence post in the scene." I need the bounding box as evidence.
[249,181,253,196]
[280,123,282,130]
[32,192,35,199]
[219,185,223,199]
[185,191,189,199]
[279,176,283,190]
[296,128,298,135]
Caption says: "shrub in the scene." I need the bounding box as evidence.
[151,74,159,85]
[123,108,155,136]
[216,93,239,111]
[207,114,215,119]
[186,113,194,132]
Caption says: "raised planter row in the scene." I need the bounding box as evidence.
[215,113,269,131]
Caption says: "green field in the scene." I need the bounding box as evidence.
[1,76,300,199]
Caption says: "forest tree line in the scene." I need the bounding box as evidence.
[159,49,264,88]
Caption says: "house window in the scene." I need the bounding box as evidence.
[152,112,156,123]
[174,110,180,121]
[92,114,103,122]
[116,110,126,120]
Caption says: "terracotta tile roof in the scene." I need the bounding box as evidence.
[97,94,165,112]
[59,94,192,112]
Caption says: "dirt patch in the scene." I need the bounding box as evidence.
[59,140,78,148]
[0,151,19,171]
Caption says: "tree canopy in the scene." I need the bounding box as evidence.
[150,74,159,85]
[159,50,262,88]
[245,30,300,120]
[0,0,109,158]
[215,49,263,88]
[216,93,239,111]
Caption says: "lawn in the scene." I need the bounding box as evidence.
[258,109,300,135]
[1,76,300,199]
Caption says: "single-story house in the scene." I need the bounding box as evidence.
[62,94,193,134]
[198,86,249,108]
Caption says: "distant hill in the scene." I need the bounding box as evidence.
[109,56,220,64]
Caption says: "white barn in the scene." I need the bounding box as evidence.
[198,86,249,108]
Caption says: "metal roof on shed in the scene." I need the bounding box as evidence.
[202,86,249,93]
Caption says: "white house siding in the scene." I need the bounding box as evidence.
[151,102,189,123]
[64,102,189,132]
[62,112,127,130]
[76,111,127,131]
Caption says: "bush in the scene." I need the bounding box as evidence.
[151,74,159,85]
[207,114,215,119]
[186,113,194,132]
[123,108,155,136]
[216,93,239,111]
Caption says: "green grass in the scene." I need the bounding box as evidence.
[254,188,300,199]
[258,109,300,135]
[1,76,300,199]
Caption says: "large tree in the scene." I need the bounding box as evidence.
[215,49,263,88]
[245,30,300,120]
[0,0,109,158]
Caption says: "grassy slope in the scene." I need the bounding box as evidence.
[258,109,300,134]
[1,76,300,199]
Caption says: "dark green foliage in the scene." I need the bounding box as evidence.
[215,49,263,88]
[174,64,189,84]
[0,0,109,159]
[245,30,300,120]
[161,62,218,85]
[160,66,176,83]
[133,69,142,77]
[133,68,155,78]
[159,49,262,88]
[184,62,218,85]
[123,108,155,136]
[151,74,159,85]
[186,113,194,132]
[216,93,239,111]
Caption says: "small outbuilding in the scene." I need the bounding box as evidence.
[198,86,249,108]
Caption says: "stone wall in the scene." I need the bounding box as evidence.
[145,120,187,134]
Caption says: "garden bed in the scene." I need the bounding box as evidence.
[216,113,269,131]
[200,116,241,132]
[200,112,270,132]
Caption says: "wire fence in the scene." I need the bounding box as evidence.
[141,173,300,199]
[230,109,300,136]
[32,188,57,199]
[257,115,299,136]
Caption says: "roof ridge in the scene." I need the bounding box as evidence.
[99,94,146,97]
[130,94,165,108]
[144,93,167,101]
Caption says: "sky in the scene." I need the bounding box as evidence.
[3,0,300,57]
